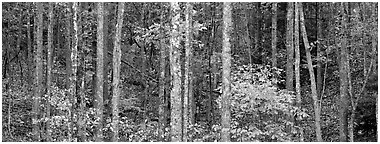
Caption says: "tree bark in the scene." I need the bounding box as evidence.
[32,2,43,141]
[170,2,183,142]
[254,3,259,64]
[316,2,323,101]
[70,2,79,141]
[244,4,252,65]
[65,3,74,141]
[111,2,124,142]
[271,2,277,67]
[140,3,149,121]
[338,2,349,142]
[95,2,104,142]
[27,3,32,87]
[16,3,22,78]
[158,4,167,141]
[299,3,323,142]
[221,2,232,142]
[103,4,110,137]
[183,2,193,142]
[294,2,303,142]
[77,2,86,141]
[46,2,54,141]
[286,2,294,91]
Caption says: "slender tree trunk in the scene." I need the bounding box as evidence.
[46,2,54,141]
[316,3,323,100]
[299,3,323,142]
[27,3,32,87]
[183,2,193,142]
[16,3,22,79]
[244,5,252,65]
[347,3,354,142]
[65,3,74,141]
[95,2,104,142]
[103,4,110,138]
[221,2,232,142]
[271,2,277,67]
[207,5,216,127]
[32,2,43,141]
[338,2,349,142]
[286,2,294,91]
[140,3,148,121]
[294,2,303,142]
[254,3,259,63]
[77,2,86,141]
[111,2,124,142]
[170,2,183,142]
[285,2,295,134]
[70,2,79,141]
[158,4,167,141]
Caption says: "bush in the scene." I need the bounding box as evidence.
[215,64,309,142]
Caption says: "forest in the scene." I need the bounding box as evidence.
[1,2,378,142]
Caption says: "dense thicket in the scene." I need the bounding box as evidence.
[1,2,377,142]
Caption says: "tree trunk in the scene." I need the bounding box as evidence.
[338,2,349,142]
[140,3,148,121]
[299,3,323,142]
[271,2,277,67]
[32,2,43,141]
[103,4,110,138]
[316,2,323,101]
[95,2,104,142]
[77,2,86,141]
[27,3,32,87]
[46,2,54,141]
[207,4,216,127]
[16,3,22,79]
[170,2,183,142]
[244,5,252,65]
[285,2,295,135]
[286,2,294,91]
[65,3,74,141]
[294,2,303,142]
[183,2,193,142]
[111,2,124,142]
[221,2,232,142]
[70,2,79,141]
[158,4,167,141]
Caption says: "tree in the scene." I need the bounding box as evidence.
[103,3,110,136]
[299,3,323,142]
[95,2,104,141]
[158,3,167,141]
[46,2,54,141]
[286,2,294,91]
[64,3,74,141]
[77,2,86,141]
[140,3,148,121]
[254,3,260,64]
[70,2,79,141]
[170,2,183,142]
[221,2,232,142]
[183,2,193,142]
[32,2,43,141]
[244,4,252,65]
[294,2,303,142]
[338,2,349,142]
[111,2,124,142]
[27,3,32,86]
[271,2,277,67]
[316,3,323,100]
